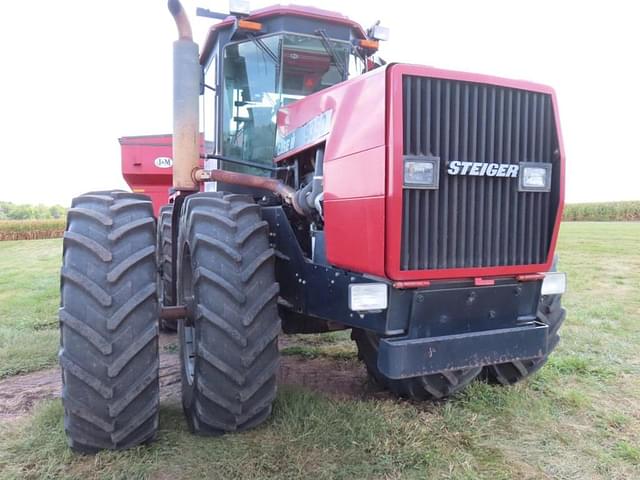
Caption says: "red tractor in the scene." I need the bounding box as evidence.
[59,1,566,452]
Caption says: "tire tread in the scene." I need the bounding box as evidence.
[179,193,280,435]
[60,191,159,453]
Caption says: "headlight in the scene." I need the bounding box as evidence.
[541,272,566,295]
[349,283,388,311]
[404,156,440,189]
[519,162,552,192]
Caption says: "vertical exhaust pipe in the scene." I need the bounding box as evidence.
[168,0,200,191]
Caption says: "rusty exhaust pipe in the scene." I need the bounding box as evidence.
[194,169,306,215]
[168,0,193,40]
[168,0,199,191]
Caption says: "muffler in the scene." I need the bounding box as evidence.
[168,0,200,191]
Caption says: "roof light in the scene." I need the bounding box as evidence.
[229,0,250,16]
[237,19,262,32]
[359,39,379,50]
[371,25,390,41]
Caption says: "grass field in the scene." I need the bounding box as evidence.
[0,223,639,479]
[0,239,61,378]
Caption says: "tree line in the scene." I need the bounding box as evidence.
[0,202,67,220]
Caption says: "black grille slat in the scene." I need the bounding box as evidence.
[494,88,505,266]
[502,89,512,266]
[468,86,478,267]
[477,87,486,266]
[451,83,460,266]
[400,76,560,271]
[459,84,469,266]
[486,87,496,267]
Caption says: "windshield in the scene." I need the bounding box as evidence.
[222,33,350,173]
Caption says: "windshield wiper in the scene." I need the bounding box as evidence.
[246,33,279,65]
[315,29,347,79]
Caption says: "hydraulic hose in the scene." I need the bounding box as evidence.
[193,169,306,215]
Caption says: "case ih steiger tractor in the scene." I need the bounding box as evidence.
[59,0,567,452]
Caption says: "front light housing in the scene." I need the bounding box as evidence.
[349,283,388,311]
[404,156,440,189]
[541,272,566,296]
[519,162,552,192]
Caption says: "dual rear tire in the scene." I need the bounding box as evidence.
[157,205,177,331]
[60,191,280,452]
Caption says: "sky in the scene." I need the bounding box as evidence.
[1,0,638,206]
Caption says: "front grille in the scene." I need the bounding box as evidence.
[400,75,560,270]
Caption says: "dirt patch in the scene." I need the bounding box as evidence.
[279,357,372,399]
[0,338,379,421]
[0,354,181,421]
[0,367,61,421]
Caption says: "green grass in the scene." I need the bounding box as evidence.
[563,201,640,221]
[1,223,639,479]
[281,330,358,359]
[0,239,61,378]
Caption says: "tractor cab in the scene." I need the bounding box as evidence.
[197,5,380,174]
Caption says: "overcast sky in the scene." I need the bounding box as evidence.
[1,0,638,206]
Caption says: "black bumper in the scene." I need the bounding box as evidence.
[378,322,548,379]
[374,281,547,378]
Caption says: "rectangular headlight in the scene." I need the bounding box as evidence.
[541,272,566,296]
[349,283,388,311]
[519,162,552,192]
[404,156,440,189]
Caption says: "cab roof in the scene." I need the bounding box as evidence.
[199,4,368,63]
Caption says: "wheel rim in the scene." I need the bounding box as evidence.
[180,244,196,385]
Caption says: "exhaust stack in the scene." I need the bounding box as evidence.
[168,0,200,191]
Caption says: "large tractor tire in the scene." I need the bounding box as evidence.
[482,292,565,384]
[60,191,159,453]
[157,205,177,331]
[352,329,482,400]
[177,192,281,435]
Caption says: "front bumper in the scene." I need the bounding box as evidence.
[375,280,547,378]
[378,322,548,379]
